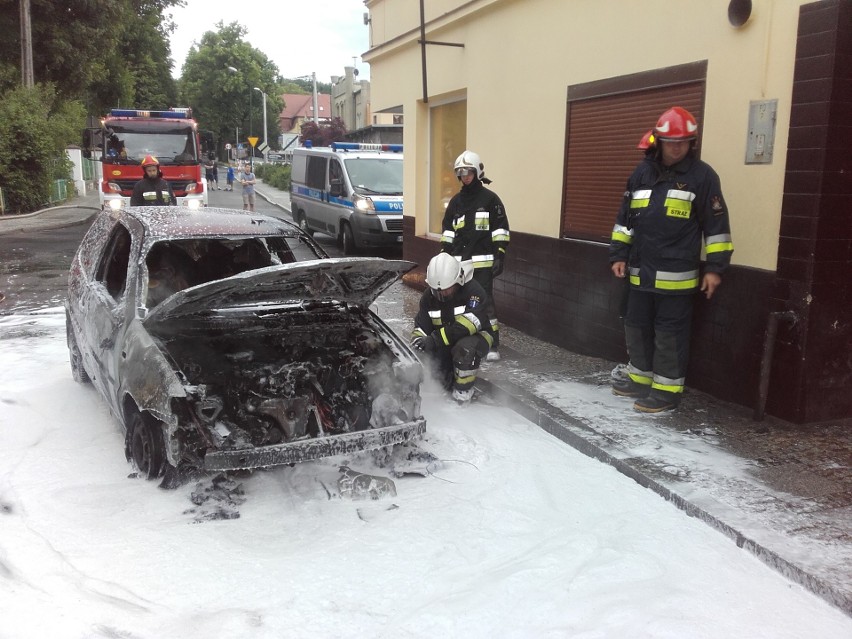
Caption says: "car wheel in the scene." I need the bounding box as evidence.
[296,209,313,236]
[125,411,166,480]
[66,315,90,384]
[341,222,357,255]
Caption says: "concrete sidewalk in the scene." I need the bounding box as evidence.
[5,184,852,618]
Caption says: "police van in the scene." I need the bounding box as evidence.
[290,142,404,254]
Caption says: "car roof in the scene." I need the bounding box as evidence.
[124,206,303,240]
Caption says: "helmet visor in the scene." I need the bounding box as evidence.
[454,167,475,177]
[431,285,456,302]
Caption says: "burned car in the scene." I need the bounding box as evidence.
[66,206,425,482]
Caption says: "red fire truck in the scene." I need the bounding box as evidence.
[98,107,207,210]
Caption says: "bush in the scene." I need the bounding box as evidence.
[0,84,84,213]
[255,163,291,191]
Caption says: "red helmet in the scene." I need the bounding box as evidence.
[653,106,698,141]
[141,155,159,168]
[637,130,656,150]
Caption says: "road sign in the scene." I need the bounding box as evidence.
[258,141,269,154]
[248,136,259,147]
[225,143,232,150]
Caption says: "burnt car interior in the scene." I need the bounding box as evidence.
[144,237,303,308]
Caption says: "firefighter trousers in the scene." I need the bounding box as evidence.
[426,334,490,394]
[472,267,499,348]
[623,290,694,404]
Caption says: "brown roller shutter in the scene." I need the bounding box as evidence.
[561,81,705,242]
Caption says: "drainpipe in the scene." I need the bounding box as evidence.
[753,310,798,421]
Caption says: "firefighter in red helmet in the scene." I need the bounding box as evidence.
[609,106,734,413]
[130,155,176,206]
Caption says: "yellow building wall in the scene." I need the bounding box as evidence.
[364,0,810,270]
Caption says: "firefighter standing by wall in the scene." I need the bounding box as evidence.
[130,156,175,206]
[411,253,495,405]
[609,106,734,413]
[441,150,510,361]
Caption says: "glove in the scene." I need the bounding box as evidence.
[411,335,426,351]
[492,253,505,277]
[422,334,439,353]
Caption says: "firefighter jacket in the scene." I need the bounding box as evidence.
[130,175,175,206]
[411,278,495,350]
[441,179,510,271]
[609,152,733,295]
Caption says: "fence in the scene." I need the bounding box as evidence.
[49,179,68,204]
[82,157,96,181]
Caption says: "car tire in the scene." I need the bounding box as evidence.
[296,209,313,236]
[125,411,166,480]
[341,222,357,255]
[66,314,90,384]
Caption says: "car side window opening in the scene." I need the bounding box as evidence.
[95,224,132,300]
[329,160,345,196]
[306,156,327,190]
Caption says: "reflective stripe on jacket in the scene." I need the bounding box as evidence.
[441,179,509,269]
[609,153,733,294]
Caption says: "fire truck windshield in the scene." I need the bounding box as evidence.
[105,124,198,165]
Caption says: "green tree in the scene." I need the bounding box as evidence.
[0,0,181,114]
[0,84,85,213]
[179,22,283,159]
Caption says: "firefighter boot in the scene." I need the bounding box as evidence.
[612,378,651,398]
[633,394,678,413]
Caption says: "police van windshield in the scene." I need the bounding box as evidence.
[344,158,403,196]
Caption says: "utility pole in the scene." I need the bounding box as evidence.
[20,0,34,87]
[312,72,319,124]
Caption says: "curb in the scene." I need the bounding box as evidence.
[474,375,852,617]
[255,185,290,214]
[0,203,100,220]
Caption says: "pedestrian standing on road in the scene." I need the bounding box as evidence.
[440,150,510,362]
[130,156,175,206]
[609,106,734,413]
[204,155,214,191]
[212,158,220,190]
[240,165,257,212]
[411,253,495,405]
[226,164,235,191]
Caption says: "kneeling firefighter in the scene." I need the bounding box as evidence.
[410,253,495,404]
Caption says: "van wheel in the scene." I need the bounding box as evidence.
[341,222,357,255]
[295,209,313,236]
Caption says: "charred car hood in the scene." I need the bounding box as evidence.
[143,257,414,324]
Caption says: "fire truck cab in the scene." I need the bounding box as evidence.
[99,108,207,210]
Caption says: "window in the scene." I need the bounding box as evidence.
[96,224,132,300]
[561,61,707,242]
[429,100,467,235]
[306,156,327,189]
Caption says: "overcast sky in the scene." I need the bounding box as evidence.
[167,0,371,82]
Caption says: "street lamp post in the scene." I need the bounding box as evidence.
[226,66,243,163]
[253,87,268,158]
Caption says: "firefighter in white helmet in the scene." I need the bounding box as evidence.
[410,253,495,404]
[441,150,510,362]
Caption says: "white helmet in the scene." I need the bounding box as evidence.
[453,150,485,180]
[425,253,464,291]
